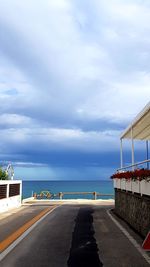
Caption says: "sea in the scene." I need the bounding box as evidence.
[22,180,114,200]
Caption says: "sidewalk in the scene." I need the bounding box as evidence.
[94,206,150,266]
[0,205,27,221]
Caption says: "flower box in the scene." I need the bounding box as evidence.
[132,180,140,194]
[113,179,121,189]
[111,171,150,196]
[140,180,150,196]
[121,179,126,190]
[126,180,132,192]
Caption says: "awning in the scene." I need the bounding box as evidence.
[121,102,150,140]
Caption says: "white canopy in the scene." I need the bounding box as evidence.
[121,102,150,140]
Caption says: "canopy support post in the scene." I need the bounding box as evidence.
[131,126,135,170]
[120,138,123,169]
[146,140,149,169]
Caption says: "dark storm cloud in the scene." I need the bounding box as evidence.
[0,0,150,179]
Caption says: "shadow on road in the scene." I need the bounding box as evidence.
[68,206,103,267]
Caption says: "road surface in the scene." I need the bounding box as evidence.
[0,203,149,267]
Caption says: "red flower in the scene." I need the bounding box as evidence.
[110,169,150,181]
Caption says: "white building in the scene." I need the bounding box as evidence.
[0,165,22,213]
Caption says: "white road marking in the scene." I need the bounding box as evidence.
[107,209,150,265]
[0,205,60,262]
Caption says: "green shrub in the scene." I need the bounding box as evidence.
[0,167,9,180]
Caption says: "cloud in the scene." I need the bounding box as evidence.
[78,72,150,124]
[0,0,150,174]
[0,161,47,168]
[14,165,115,180]
[0,126,120,153]
[0,114,32,128]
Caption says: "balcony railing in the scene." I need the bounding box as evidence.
[117,159,150,172]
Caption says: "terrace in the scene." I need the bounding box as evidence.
[112,102,150,196]
[112,102,150,237]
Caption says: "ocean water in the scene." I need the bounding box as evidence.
[22,180,114,200]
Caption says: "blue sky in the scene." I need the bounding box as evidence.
[0,0,150,180]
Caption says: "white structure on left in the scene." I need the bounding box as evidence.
[0,180,22,213]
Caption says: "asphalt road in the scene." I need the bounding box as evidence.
[0,204,149,267]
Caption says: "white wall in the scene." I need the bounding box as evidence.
[0,180,22,213]
[113,179,150,196]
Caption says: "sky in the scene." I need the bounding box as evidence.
[0,0,150,180]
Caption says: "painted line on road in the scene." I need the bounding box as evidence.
[0,205,60,261]
[107,210,150,265]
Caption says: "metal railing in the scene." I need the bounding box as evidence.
[117,159,150,172]
[34,191,114,200]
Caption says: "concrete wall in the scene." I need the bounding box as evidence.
[115,189,150,237]
[0,180,22,213]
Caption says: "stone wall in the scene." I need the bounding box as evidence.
[115,189,150,237]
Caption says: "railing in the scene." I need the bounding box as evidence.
[33,191,114,200]
[117,159,150,172]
